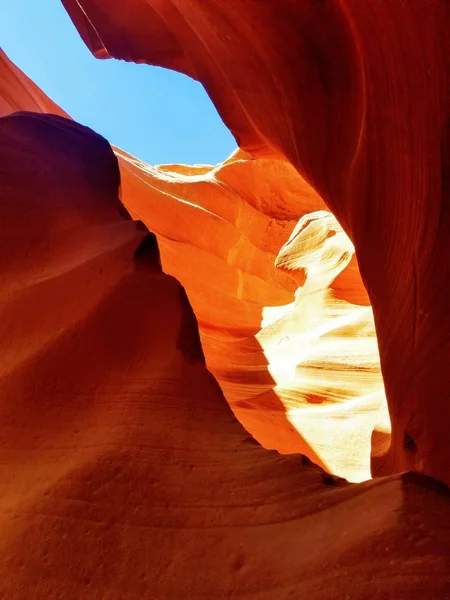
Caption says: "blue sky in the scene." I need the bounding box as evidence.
[1,0,236,165]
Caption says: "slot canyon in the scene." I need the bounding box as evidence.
[0,1,449,598]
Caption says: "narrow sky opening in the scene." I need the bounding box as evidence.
[0,0,236,166]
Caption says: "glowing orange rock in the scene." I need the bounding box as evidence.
[0,50,389,481]
[117,149,387,481]
[61,0,450,485]
[0,110,449,599]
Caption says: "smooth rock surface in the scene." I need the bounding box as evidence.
[0,50,386,482]
[61,0,450,485]
[0,111,449,599]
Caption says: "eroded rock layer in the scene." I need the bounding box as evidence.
[0,50,387,482]
[61,0,450,485]
[0,110,449,600]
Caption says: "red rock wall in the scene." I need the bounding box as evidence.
[0,49,388,482]
[61,0,450,485]
[0,107,449,600]
[0,0,450,591]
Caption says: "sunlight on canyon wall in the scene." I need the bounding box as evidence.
[1,0,450,596]
[0,48,389,482]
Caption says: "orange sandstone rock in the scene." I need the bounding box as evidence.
[61,0,450,485]
[0,51,68,118]
[0,50,386,481]
[0,111,449,599]
[117,149,386,481]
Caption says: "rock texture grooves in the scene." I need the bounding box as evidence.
[61,0,450,485]
[0,110,450,599]
[0,0,450,595]
[0,49,387,483]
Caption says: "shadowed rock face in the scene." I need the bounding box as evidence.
[0,1,450,596]
[0,50,387,483]
[0,110,450,600]
[60,0,450,485]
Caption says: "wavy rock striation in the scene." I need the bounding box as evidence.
[0,110,449,599]
[1,1,450,595]
[61,0,450,485]
[1,49,386,482]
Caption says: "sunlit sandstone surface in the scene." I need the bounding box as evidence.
[0,49,388,482]
[0,0,449,597]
